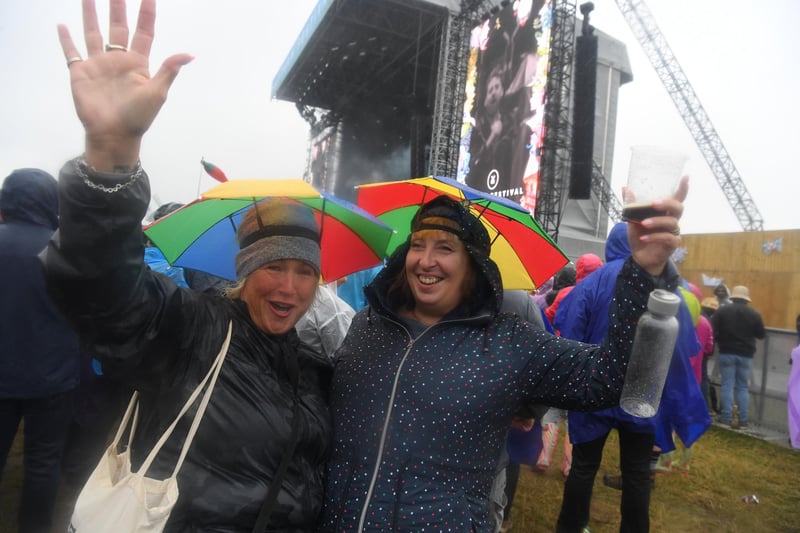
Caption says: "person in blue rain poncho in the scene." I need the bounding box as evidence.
[553,222,710,533]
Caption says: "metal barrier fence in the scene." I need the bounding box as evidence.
[708,327,796,433]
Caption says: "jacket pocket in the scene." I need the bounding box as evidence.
[390,457,481,532]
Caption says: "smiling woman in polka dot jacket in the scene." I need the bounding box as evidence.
[321,188,687,532]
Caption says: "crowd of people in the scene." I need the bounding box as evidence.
[0,1,793,532]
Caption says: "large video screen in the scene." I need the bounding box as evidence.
[456,0,552,212]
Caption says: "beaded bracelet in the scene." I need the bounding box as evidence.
[74,156,143,193]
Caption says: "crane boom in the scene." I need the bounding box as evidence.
[614,0,764,231]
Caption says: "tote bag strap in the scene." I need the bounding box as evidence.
[138,321,233,476]
[109,390,140,452]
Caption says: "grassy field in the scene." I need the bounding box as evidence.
[509,425,800,532]
[1,424,798,532]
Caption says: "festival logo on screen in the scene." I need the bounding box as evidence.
[457,0,552,212]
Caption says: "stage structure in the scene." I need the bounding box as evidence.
[273,0,454,202]
[273,0,630,255]
[555,15,633,258]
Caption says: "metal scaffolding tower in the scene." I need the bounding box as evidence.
[592,161,624,222]
[615,0,764,231]
[429,1,493,179]
[429,0,581,241]
[534,0,578,240]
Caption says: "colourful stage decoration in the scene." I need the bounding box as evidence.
[201,158,229,183]
[762,237,782,255]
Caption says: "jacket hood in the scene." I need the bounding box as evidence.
[366,196,504,319]
[0,168,58,229]
[679,285,701,326]
[576,253,603,282]
[365,235,503,320]
[605,222,630,262]
[714,283,730,298]
[552,263,576,291]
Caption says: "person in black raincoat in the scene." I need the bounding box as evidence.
[0,168,82,533]
[44,1,331,530]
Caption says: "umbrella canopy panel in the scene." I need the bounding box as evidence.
[145,181,393,283]
[357,176,568,290]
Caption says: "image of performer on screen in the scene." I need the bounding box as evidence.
[467,64,514,195]
[465,0,543,201]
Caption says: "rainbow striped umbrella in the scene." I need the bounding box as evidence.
[144,179,394,283]
[356,176,568,290]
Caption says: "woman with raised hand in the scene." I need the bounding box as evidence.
[46,1,332,530]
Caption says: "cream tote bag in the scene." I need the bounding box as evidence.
[68,322,233,533]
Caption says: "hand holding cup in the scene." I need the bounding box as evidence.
[622,145,688,222]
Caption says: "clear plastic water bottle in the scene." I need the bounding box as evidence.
[620,289,681,418]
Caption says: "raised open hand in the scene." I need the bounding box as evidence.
[57,0,193,171]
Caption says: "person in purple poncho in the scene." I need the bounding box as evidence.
[789,315,800,449]
[553,222,711,533]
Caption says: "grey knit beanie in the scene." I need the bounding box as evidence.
[234,198,321,279]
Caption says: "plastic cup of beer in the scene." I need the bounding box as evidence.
[622,145,687,222]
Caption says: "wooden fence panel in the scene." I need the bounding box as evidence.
[676,230,799,329]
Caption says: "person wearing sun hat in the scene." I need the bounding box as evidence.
[711,284,766,429]
[321,187,689,531]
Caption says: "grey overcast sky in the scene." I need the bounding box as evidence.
[1,0,797,234]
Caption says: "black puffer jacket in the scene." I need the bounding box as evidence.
[45,159,332,532]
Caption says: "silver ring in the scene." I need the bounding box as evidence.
[66,56,83,67]
[671,226,681,236]
[105,43,128,52]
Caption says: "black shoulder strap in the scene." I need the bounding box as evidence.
[252,342,302,533]
[251,400,301,532]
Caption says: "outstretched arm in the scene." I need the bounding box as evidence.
[518,178,690,410]
[57,0,193,171]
